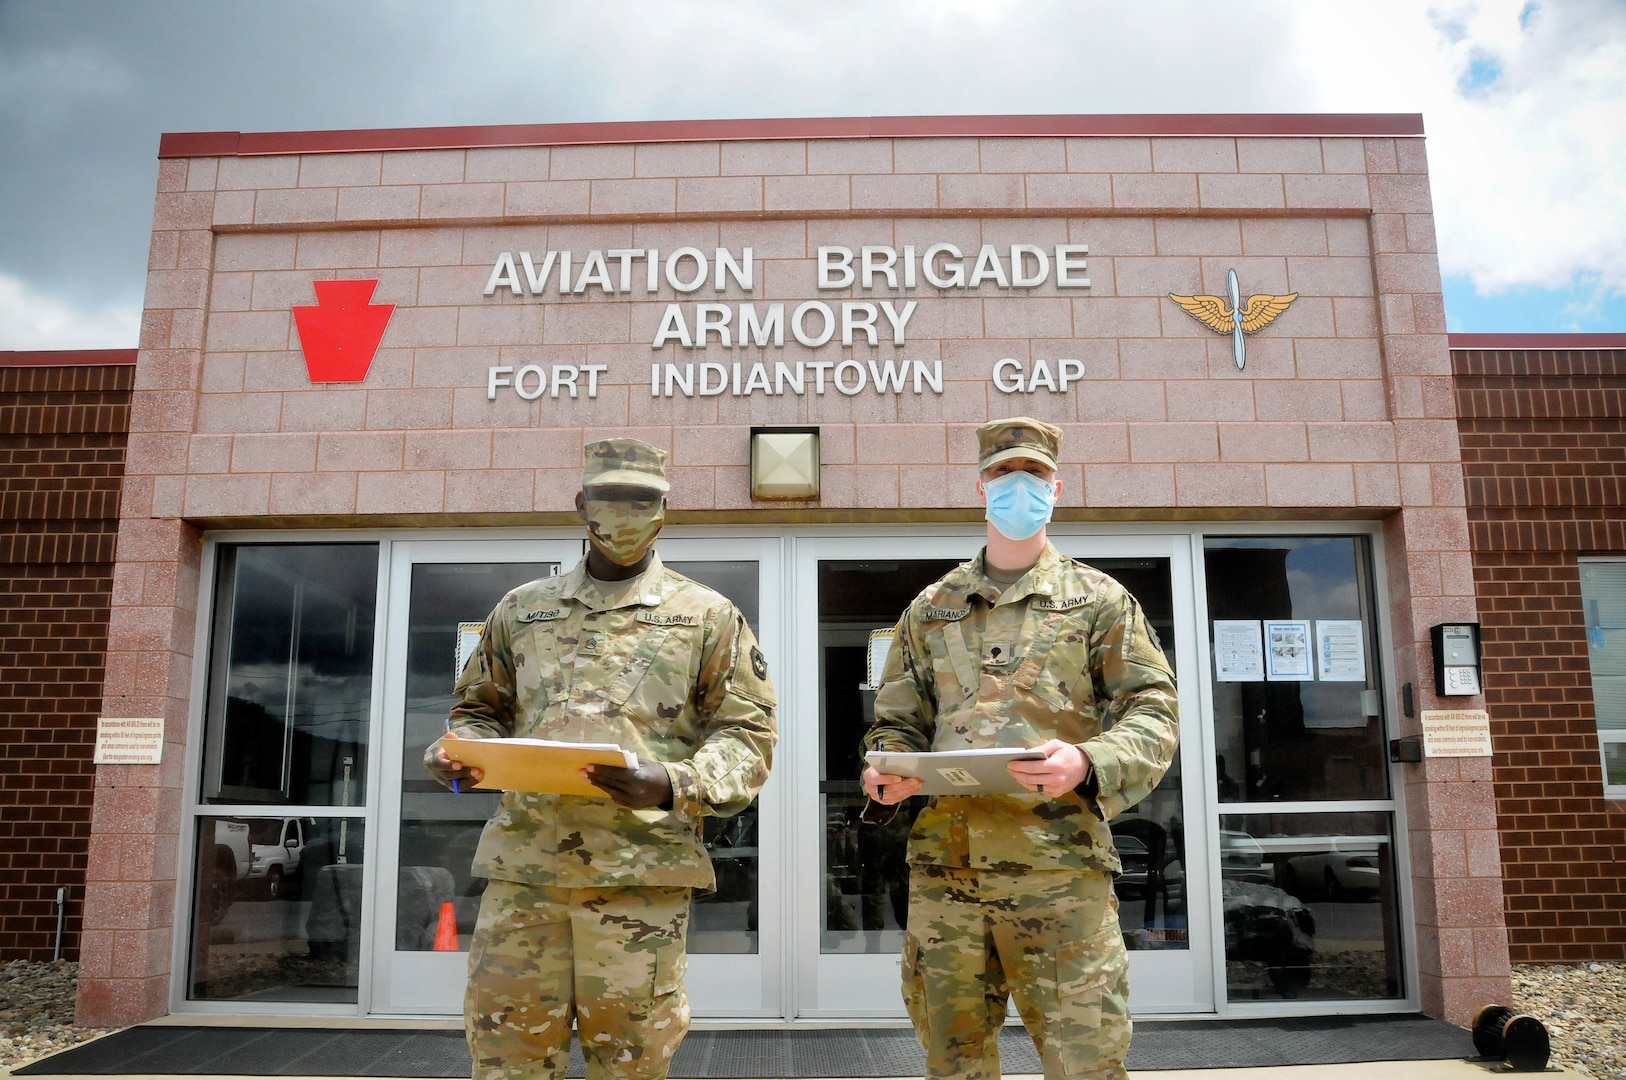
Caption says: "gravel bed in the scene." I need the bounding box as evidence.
[2,957,1623,1076]
[1,960,116,1070]
[1513,961,1626,1080]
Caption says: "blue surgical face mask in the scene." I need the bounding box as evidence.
[983,470,1056,541]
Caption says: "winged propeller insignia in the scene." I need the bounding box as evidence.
[1168,268,1297,369]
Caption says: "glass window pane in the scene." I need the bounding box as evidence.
[187,815,366,1002]
[666,560,763,955]
[1220,811,1402,1002]
[819,559,959,954]
[1604,741,1626,788]
[397,562,556,955]
[1092,559,1186,952]
[200,545,379,807]
[1205,537,1389,802]
[1581,564,1626,743]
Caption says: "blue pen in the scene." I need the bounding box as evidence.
[445,718,460,794]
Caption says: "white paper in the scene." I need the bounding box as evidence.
[1213,620,1265,681]
[864,628,895,691]
[1264,620,1313,681]
[94,717,165,765]
[1421,709,1492,756]
[456,621,485,681]
[1315,620,1367,682]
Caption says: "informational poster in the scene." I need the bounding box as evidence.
[1213,620,1265,681]
[864,628,895,691]
[94,717,164,765]
[1315,620,1367,682]
[1264,620,1314,681]
[456,621,485,681]
[1420,709,1493,757]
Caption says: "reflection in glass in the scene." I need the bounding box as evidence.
[1092,559,1187,952]
[1579,561,1626,791]
[397,562,554,953]
[1608,743,1626,789]
[1204,537,1388,803]
[200,544,378,807]
[1220,812,1402,1002]
[817,557,1189,953]
[188,816,365,1002]
[667,560,762,954]
[819,559,957,954]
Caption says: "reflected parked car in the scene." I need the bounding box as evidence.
[245,817,311,900]
[1219,829,1272,884]
[1111,833,1153,898]
[1283,839,1381,900]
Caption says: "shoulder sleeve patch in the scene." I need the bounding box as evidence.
[727,615,777,710]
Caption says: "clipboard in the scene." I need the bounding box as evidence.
[438,736,637,797]
[865,747,1046,796]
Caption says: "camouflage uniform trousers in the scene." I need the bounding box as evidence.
[465,879,692,1080]
[903,865,1130,1080]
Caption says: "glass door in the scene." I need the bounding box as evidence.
[371,538,580,1015]
[648,535,785,1017]
[791,531,1210,1017]
[370,535,784,1018]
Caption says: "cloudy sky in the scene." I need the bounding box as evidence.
[2,0,1623,349]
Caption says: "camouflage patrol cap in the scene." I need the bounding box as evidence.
[976,416,1061,472]
[583,437,670,493]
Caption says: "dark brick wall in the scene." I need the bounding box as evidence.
[1455,346,1626,963]
[0,363,131,961]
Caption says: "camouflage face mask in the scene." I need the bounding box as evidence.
[583,494,666,566]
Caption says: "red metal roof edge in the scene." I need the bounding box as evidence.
[159,113,1426,158]
[1449,333,1626,350]
[0,349,139,368]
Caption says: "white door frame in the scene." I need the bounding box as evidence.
[371,537,581,1016]
[652,534,787,1019]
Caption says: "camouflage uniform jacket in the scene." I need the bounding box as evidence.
[442,554,777,889]
[864,542,1178,875]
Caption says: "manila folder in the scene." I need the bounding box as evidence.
[438,737,637,797]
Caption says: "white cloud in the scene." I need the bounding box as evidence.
[489,0,1626,298]
[1282,1,1626,297]
[0,271,140,350]
[4,0,1622,332]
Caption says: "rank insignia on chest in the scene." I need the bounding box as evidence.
[636,611,699,626]
[579,635,602,655]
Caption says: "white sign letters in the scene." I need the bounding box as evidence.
[482,241,1089,400]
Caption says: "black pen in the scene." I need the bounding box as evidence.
[445,718,460,794]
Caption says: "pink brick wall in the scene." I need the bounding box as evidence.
[83,120,1499,1026]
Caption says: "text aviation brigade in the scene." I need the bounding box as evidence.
[482,243,1090,400]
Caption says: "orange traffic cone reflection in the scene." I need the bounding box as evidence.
[433,901,459,951]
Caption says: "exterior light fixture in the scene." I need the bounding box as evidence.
[750,428,819,499]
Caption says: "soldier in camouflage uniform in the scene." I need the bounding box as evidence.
[426,438,777,1080]
[861,417,1179,1080]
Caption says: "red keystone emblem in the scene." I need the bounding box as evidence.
[292,279,395,383]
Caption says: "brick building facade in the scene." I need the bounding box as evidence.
[0,351,134,961]
[3,114,1618,1030]
[1452,335,1626,963]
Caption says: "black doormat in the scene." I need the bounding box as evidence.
[15,1016,1475,1076]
